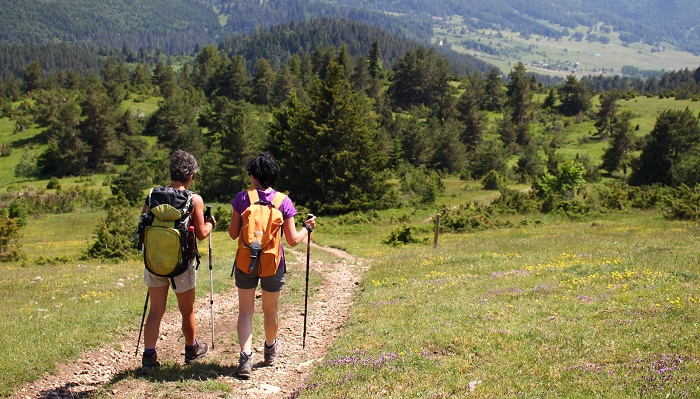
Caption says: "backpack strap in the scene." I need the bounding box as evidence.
[248,189,260,205]
[271,192,286,209]
[146,187,155,211]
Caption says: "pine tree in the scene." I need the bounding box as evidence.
[630,108,700,185]
[558,75,591,116]
[252,58,275,105]
[594,91,620,138]
[213,55,251,101]
[456,79,487,150]
[505,62,532,125]
[601,110,636,175]
[152,61,179,99]
[79,87,122,170]
[192,45,222,92]
[483,67,505,112]
[197,96,249,200]
[542,87,558,111]
[271,65,297,107]
[37,97,87,177]
[145,91,205,158]
[270,62,388,213]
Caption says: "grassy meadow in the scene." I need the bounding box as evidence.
[2,182,700,397]
[2,93,700,397]
[304,207,700,398]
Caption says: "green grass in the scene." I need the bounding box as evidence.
[120,94,163,117]
[0,118,44,185]
[302,210,700,398]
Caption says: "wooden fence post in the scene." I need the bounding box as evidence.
[433,213,441,248]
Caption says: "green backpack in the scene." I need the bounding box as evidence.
[138,186,199,289]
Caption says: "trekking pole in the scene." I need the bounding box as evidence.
[135,291,149,356]
[302,213,314,348]
[205,205,215,350]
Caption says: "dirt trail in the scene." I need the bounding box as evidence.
[11,243,366,399]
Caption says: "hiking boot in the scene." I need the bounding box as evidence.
[141,353,160,374]
[184,341,209,364]
[237,352,253,379]
[264,339,280,366]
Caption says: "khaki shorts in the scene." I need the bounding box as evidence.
[144,263,197,293]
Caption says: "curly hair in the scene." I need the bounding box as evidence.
[170,150,199,182]
[247,152,280,189]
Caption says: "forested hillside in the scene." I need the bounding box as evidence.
[208,0,432,43]
[218,18,492,76]
[0,18,491,80]
[0,0,220,54]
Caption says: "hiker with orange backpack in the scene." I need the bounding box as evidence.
[228,151,316,379]
[139,150,216,373]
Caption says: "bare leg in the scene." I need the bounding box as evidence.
[175,287,197,346]
[237,287,256,353]
[261,290,281,345]
[143,285,169,350]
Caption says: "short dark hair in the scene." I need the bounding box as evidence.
[247,152,280,189]
[170,150,199,182]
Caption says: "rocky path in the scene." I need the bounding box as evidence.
[11,243,365,399]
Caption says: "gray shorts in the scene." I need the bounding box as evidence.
[234,262,285,292]
[144,262,196,293]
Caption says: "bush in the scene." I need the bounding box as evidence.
[330,210,380,226]
[85,194,140,259]
[213,206,231,232]
[660,184,700,221]
[482,170,508,190]
[7,200,28,227]
[11,186,103,214]
[490,188,539,215]
[399,165,445,205]
[110,159,161,206]
[46,177,61,190]
[384,224,422,246]
[439,202,509,232]
[0,208,23,262]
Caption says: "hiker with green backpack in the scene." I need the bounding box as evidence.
[228,152,317,379]
[138,150,216,373]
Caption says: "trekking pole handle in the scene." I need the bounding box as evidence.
[204,205,212,219]
[305,213,314,230]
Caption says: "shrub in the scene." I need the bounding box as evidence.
[384,224,422,246]
[439,202,508,232]
[0,208,23,262]
[490,188,540,215]
[110,159,160,206]
[85,194,140,259]
[7,200,28,227]
[399,165,445,205]
[330,210,380,226]
[660,184,700,221]
[482,170,508,190]
[214,206,231,232]
[46,177,61,190]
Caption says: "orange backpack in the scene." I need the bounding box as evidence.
[234,189,287,276]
